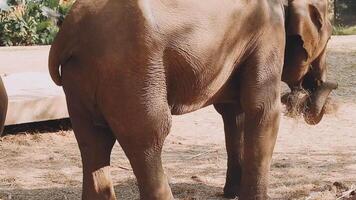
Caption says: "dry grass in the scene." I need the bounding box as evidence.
[282,89,310,118]
[282,90,340,121]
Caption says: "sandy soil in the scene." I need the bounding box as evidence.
[0,36,356,200]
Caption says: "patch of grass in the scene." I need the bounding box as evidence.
[333,25,356,35]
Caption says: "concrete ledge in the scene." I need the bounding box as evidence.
[3,72,68,125]
[0,46,50,75]
[1,46,68,126]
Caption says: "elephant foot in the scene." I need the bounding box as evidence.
[144,187,174,200]
[238,185,269,200]
[224,185,270,200]
[239,194,269,200]
[223,183,239,199]
[223,169,241,199]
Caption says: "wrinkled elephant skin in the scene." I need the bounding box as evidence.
[49,0,334,199]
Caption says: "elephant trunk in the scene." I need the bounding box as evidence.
[303,81,338,125]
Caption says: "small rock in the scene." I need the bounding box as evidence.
[333,181,348,191]
[351,190,355,196]
[191,175,204,183]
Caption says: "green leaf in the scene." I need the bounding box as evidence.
[45,0,59,9]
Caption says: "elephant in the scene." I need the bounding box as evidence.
[0,77,7,135]
[48,0,336,199]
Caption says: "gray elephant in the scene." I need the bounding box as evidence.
[0,77,7,135]
[49,0,336,199]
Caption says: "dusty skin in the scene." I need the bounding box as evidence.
[0,36,355,200]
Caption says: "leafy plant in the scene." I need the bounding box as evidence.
[0,0,74,46]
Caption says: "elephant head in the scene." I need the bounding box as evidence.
[282,0,337,125]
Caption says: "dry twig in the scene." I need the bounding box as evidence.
[336,186,356,200]
[117,165,132,171]
[188,150,218,159]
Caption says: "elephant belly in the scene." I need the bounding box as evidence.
[164,49,239,115]
[168,82,239,115]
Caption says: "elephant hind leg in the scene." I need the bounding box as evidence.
[69,105,116,199]
[214,103,244,199]
[64,90,116,200]
[107,103,174,200]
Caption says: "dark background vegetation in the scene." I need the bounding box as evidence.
[333,0,356,26]
[331,0,356,35]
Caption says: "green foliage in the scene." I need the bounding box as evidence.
[333,25,356,35]
[0,0,74,46]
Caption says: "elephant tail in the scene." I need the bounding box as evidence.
[48,26,74,86]
[48,40,63,86]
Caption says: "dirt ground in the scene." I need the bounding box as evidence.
[0,36,356,200]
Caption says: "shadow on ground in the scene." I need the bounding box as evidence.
[0,179,225,200]
[3,118,72,135]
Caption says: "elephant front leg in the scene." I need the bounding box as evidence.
[240,106,280,200]
[238,46,283,200]
[239,80,281,199]
[214,104,244,199]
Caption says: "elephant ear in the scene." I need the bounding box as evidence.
[287,0,324,60]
